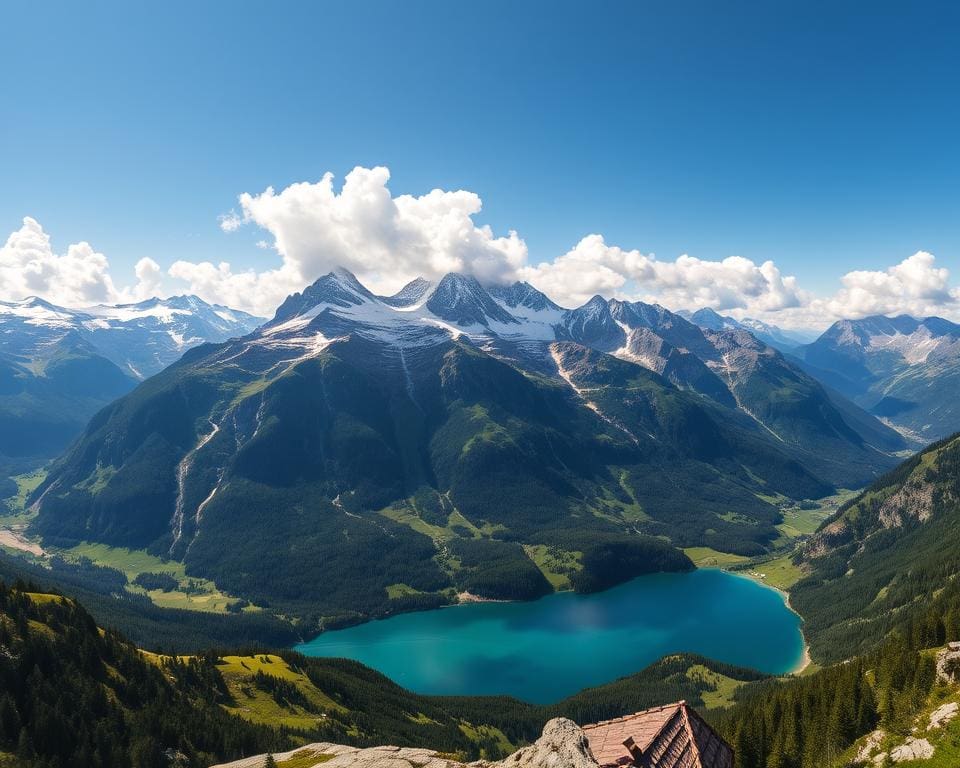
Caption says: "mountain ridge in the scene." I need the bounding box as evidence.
[678,307,816,351]
[794,313,960,442]
[0,293,264,380]
[27,267,905,629]
[0,294,263,469]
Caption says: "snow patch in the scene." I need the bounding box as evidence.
[868,328,942,365]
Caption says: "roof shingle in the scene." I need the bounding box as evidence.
[581,702,733,768]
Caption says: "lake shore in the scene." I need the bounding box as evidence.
[781,588,812,674]
[730,568,811,674]
[456,590,509,604]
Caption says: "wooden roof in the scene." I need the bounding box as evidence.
[581,702,733,768]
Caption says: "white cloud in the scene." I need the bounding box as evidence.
[0,217,160,307]
[520,238,959,330]
[130,257,164,301]
[173,166,528,315]
[166,259,298,317]
[518,235,650,307]
[3,170,958,334]
[218,211,243,233]
[520,234,807,313]
[819,251,958,319]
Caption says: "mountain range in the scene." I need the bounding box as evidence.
[677,307,816,352]
[791,314,960,443]
[29,268,904,626]
[0,296,262,470]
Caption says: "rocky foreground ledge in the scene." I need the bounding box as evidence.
[210,718,599,768]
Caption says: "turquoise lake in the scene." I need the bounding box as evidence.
[296,569,804,703]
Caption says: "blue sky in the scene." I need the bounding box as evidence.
[1,1,959,326]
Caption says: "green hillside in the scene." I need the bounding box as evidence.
[792,434,960,662]
[0,336,135,488]
[29,335,831,628]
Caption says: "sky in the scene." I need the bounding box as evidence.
[1,1,959,328]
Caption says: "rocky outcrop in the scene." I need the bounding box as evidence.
[210,718,600,768]
[481,718,598,768]
[936,643,960,683]
[853,729,885,764]
[928,701,959,730]
[878,481,934,528]
[888,737,934,763]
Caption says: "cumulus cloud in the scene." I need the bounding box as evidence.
[0,217,160,307]
[171,166,528,315]
[520,234,807,313]
[131,256,164,301]
[818,251,958,320]
[4,168,959,333]
[519,238,960,330]
[518,235,649,307]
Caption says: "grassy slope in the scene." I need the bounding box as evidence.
[61,541,255,613]
[216,654,345,731]
[0,471,45,524]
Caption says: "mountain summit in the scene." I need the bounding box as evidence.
[425,273,520,326]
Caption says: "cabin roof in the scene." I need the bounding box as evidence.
[581,702,733,768]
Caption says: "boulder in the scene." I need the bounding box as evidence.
[935,646,960,683]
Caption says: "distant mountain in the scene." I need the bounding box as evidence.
[0,295,264,380]
[794,314,960,442]
[31,269,903,627]
[679,307,816,351]
[0,295,263,466]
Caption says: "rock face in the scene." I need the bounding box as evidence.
[482,718,598,768]
[928,701,959,730]
[209,743,462,768]
[854,729,885,763]
[936,644,960,683]
[888,737,934,763]
[209,718,601,768]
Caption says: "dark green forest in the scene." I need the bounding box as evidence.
[0,581,286,768]
[711,583,960,768]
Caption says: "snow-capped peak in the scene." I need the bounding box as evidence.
[0,296,80,326]
[487,281,561,313]
[0,294,263,379]
[273,269,376,323]
[425,273,519,327]
[381,277,433,308]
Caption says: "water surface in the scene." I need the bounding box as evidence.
[296,568,803,703]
